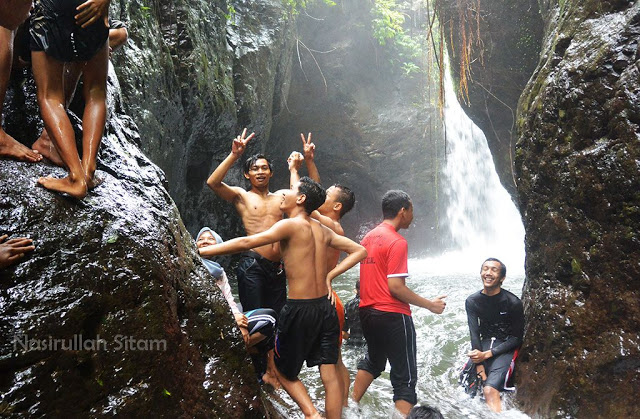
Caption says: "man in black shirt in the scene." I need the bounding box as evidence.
[465,258,524,412]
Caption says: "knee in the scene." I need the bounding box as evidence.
[483,385,500,400]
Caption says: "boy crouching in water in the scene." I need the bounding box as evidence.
[199,176,367,419]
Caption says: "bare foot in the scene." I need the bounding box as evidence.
[262,371,281,390]
[37,175,87,199]
[86,174,104,190]
[0,130,42,162]
[32,130,64,166]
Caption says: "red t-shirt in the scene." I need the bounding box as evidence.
[359,222,411,316]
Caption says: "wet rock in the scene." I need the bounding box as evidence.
[0,67,266,416]
[435,0,544,199]
[514,1,640,417]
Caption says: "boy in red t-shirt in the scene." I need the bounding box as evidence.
[352,190,447,417]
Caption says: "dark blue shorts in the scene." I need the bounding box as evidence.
[236,251,286,316]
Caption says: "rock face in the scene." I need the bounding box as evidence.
[112,0,446,249]
[435,0,543,198]
[0,69,265,416]
[514,1,640,417]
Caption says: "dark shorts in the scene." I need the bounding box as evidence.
[30,0,108,62]
[274,296,339,380]
[357,307,418,405]
[481,339,515,391]
[236,251,286,316]
[245,308,277,350]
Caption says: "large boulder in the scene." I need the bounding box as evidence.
[514,1,640,416]
[0,68,266,417]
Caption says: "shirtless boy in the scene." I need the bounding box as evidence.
[289,133,356,406]
[199,176,367,419]
[207,128,287,315]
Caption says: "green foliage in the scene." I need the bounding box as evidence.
[370,0,430,77]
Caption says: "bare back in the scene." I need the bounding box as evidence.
[234,189,283,261]
[279,216,333,300]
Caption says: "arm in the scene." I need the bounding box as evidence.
[288,151,304,189]
[326,231,367,284]
[75,0,110,29]
[0,0,32,30]
[108,26,128,51]
[199,219,291,257]
[300,133,321,183]
[489,299,524,356]
[0,235,35,269]
[388,277,446,314]
[466,298,482,351]
[207,129,255,202]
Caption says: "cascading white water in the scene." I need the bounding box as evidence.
[436,67,526,274]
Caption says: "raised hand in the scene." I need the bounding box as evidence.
[75,0,110,29]
[300,132,315,161]
[231,128,255,156]
[287,151,304,171]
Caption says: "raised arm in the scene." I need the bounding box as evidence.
[207,129,255,202]
[301,133,321,183]
[288,151,304,189]
[198,219,291,257]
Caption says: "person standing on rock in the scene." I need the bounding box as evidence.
[465,258,524,413]
[206,128,287,316]
[199,176,368,419]
[30,0,111,198]
[352,190,447,417]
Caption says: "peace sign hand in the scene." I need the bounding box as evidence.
[300,132,315,160]
[232,128,255,156]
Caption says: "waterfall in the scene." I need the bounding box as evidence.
[437,67,526,274]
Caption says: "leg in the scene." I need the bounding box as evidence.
[32,62,83,166]
[273,365,320,418]
[483,385,502,412]
[352,369,374,403]
[261,349,281,389]
[79,41,108,188]
[319,363,342,419]
[336,348,350,406]
[387,314,417,415]
[31,51,87,198]
[0,27,41,162]
[236,257,264,312]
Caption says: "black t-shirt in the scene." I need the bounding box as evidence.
[465,289,524,356]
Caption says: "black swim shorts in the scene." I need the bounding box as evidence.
[30,0,108,62]
[274,296,339,380]
[481,338,516,391]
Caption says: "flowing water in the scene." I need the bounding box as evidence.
[266,71,528,418]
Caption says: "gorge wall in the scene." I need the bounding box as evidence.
[112,0,446,251]
[439,0,640,416]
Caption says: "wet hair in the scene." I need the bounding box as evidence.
[298,176,326,214]
[407,405,444,419]
[482,257,507,279]
[243,154,273,175]
[332,184,355,218]
[381,190,412,220]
